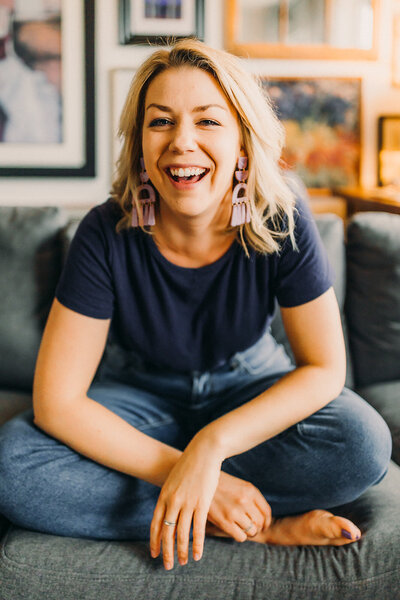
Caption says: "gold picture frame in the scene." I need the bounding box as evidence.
[225,0,380,60]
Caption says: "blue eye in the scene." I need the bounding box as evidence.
[200,119,220,126]
[149,118,171,127]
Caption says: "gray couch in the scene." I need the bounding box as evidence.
[0,205,399,600]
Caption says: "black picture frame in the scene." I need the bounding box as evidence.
[0,0,95,178]
[119,0,204,45]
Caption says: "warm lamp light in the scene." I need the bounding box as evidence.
[379,150,400,186]
[378,116,400,186]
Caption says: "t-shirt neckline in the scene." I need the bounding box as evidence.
[143,230,238,273]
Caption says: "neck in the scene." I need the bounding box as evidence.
[152,199,236,268]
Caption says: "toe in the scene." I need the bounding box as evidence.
[324,515,361,542]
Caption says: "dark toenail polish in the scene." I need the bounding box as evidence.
[341,529,352,540]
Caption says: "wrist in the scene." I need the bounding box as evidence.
[190,424,228,463]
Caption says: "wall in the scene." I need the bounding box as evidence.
[0,0,399,208]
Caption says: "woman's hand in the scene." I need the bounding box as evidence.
[207,471,272,541]
[150,435,223,570]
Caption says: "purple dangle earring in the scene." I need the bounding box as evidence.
[231,156,250,227]
[131,157,156,227]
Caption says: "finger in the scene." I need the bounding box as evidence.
[242,516,259,538]
[176,509,193,566]
[162,513,179,570]
[233,512,260,538]
[150,501,166,558]
[255,495,272,529]
[192,507,207,561]
[245,505,269,535]
[209,514,247,542]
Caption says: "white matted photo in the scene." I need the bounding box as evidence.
[0,0,95,177]
[119,0,204,45]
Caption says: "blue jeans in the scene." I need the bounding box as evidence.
[0,331,392,540]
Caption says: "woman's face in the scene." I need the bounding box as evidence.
[142,66,242,223]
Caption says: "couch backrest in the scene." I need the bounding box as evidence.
[0,207,67,391]
[3,205,399,393]
[346,211,400,388]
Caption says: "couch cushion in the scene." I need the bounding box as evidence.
[0,207,67,391]
[346,212,400,388]
[0,390,32,427]
[357,381,400,466]
[271,214,354,388]
[0,461,399,600]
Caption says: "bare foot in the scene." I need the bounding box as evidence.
[206,510,361,547]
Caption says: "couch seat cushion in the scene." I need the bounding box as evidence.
[358,381,400,465]
[1,462,399,600]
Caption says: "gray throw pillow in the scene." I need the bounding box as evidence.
[0,207,67,391]
[346,211,400,388]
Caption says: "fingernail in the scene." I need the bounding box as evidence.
[193,552,201,561]
[178,557,187,566]
[150,549,157,558]
[165,562,173,570]
[341,529,353,540]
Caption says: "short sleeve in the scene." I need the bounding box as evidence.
[274,195,335,308]
[55,207,115,319]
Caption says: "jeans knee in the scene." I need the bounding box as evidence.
[333,390,392,498]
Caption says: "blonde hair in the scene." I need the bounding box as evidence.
[110,38,297,255]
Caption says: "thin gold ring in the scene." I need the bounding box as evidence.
[244,521,254,533]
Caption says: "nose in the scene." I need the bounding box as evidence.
[169,121,197,154]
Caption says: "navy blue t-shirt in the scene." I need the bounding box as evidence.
[55,196,334,373]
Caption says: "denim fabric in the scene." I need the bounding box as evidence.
[0,331,392,541]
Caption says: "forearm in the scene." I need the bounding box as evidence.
[34,396,182,487]
[198,364,345,461]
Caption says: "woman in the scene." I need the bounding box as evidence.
[0,39,391,571]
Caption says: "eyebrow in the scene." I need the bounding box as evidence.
[145,103,227,113]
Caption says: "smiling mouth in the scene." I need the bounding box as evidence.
[166,167,209,184]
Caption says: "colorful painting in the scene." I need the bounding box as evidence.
[262,77,361,188]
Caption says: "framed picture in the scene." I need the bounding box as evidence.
[0,0,95,177]
[119,0,204,45]
[111,68,136,173]
[378,116,400,186]
[225,0,380,61]
[261,77,362,189]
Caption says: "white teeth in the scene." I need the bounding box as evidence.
[169,167,206,178]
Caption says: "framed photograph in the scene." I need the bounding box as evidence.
[111,68,136,173]
[0,0,95,177]
[262,77,362,189]
[225,0,380,61]
[378,116,400,186]
[119,0,204,45]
